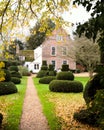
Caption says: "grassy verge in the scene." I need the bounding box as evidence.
[0,76,27,130]
[33,77,61,130]
[33,76,96,130]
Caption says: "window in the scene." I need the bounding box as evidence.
[63,60,67,64]
[56,35,63,41]
[51,47,56,56]
[62,47,67,55]
[34,64,39,70]
[51,60,55,68]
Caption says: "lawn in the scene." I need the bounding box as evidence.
[0,76,27,130]
[33,76,99,130]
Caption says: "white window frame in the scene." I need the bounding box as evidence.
[56,35,63,41]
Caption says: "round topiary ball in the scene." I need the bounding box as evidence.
[11,77,21,84]
[3,69,11,82]
[56,71,74,80]
[0,82,18,95]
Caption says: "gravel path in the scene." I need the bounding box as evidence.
[19,75,49,130]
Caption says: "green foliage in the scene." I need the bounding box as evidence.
[61,64,69,71]
[3,69,11,82]
[83,73,104,105]
[41,65,48,70]
[18,66,31,76]
[42,60,47,66]
[48,71,56,76]
[10,71,22,78]
[73,0,104,63]
[39,76,56,84]
[9,66,19,72]
[49,80,83,93]
[1,60,11,69]
[36,70,48,78]
[49,64,54,71]
[0,113,3,125]
[27,19,55,49]
[0,82,17,95]
[11,77,21,84]
[57,71,74,80]
[74,89,104,129]
[73,109,98,127]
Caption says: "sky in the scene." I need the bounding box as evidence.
[62,4,91,38]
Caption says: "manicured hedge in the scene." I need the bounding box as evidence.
[9,66,19,72]
[0,82,18,95]
[10,71,22,78]
[73,109,98,127]
[11,77,21,84]
[49,80,83,92]
[83,73,104,104]
[39,76,56,84]
[36,70,48,78]
[3,69,11,82]
[56,71,74,80]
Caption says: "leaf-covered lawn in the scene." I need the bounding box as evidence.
[34,76,99,130]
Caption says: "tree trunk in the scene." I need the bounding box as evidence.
[89,70,93,79]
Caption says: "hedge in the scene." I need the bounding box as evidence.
[0,82,18,95]
[11,77,21,84]
[39,76,56,84]
[49,80,83,93]
[56,71,74,80]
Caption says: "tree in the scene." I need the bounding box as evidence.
[73,0,104,64]
[74,36,100,78]
[26,19,55,49]
[0,0,72,39]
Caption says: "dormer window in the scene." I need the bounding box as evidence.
[51,46,56,56]
[56,35,63,41]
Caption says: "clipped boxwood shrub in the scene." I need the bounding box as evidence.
[9,66,19,72]
[11,77,21,84]
[61,64,69,71]
[0,82,18,95]
[49,80,83,92]
[39,76,56,84]
[73,109,98,127]
[0,113,3,125]
[83,73,104,104]
[56,71,74,80]
[41,65,48,70]
[10,71,22,78]
[49,64,54,71]
[48,71,56,76]
[3,69,11,82]
[36,70,48,78]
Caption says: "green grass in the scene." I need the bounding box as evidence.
[75,77,89,86]
[33,78,61,130]
[33,76,89,130]
[0,76,27,130]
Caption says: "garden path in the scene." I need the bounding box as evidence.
[19,75,49,130]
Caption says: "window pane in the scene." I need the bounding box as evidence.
[63,60,67,64]
[52,47,56,55]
